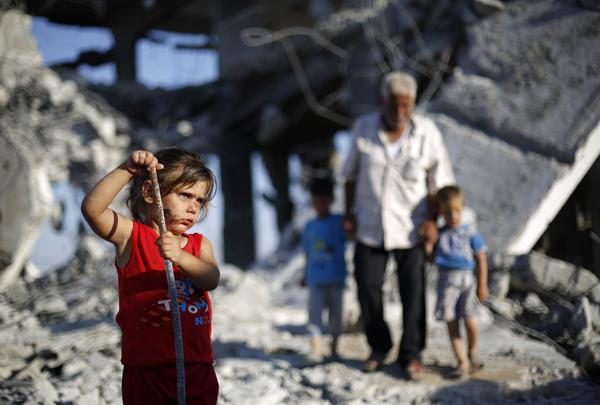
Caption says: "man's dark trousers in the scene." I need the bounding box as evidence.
[353,242,426,366]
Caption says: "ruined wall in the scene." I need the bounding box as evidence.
[0,9,130,290]
[428,0,600,254]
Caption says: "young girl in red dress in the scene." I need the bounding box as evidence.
[81,148,220,404]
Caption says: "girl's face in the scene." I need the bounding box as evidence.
[160,180,209,234]
[441,198,463,228]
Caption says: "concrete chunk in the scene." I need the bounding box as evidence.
[510,252,600,300]
[432,114,564,253]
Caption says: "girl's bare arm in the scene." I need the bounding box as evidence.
[81,151,162,252]
[158,234,220,290]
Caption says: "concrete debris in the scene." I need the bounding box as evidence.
[479,252,600,378]
[0,9,129,292]
[520,292,549,317]
[587,283,600,306]
[432,114,565,253]
[488,269,511,299]
[574,339,600,377]
[0,1,599,402]
[430,0,600,255]
[1,242,600,403]
[486,295,521,320]
[570,297,593,340]
[33,295,68,318]
[2,0,597,276]
[510,251,600,300]
[589,303,600,334]
[471,0,506,17]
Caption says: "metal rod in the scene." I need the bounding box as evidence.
[149,168,186,405]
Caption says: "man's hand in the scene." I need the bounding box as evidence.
[156,231,183,264]
[419,219,438,245]
[343,212,356,240]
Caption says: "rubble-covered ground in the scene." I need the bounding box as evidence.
[1,236,599,404]
[1,2,600,403]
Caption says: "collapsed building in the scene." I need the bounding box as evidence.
[1,1,600,398]
[2,0,596,274]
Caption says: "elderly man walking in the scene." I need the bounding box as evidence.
[342,71,454,380]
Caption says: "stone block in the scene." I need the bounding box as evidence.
[510,252,599,300]
[574,339,600,378]
[570,297,593,340]
[488,269,511,299]
[586,284,600,306]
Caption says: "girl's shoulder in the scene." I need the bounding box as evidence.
[183,231,203,243]
[133,221,157,239]
[187,232,203,240]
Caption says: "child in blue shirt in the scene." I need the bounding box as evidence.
[302,177,347,363]
[434,185,488,379]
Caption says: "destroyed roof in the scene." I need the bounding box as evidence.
[427,1,600,254]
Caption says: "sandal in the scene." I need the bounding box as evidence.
[362,352,386,372]
[469,355,484,372]
[405,359,424,381]
[449,367,467,380]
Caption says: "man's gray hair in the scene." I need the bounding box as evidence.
[380,72,417,100]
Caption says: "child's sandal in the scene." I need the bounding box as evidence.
[469,355,484,372]
[449,367,467,380]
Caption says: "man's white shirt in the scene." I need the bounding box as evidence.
[342,112,455,250]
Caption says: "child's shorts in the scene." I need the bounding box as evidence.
[307,283,344,337]
[122,362,219,404]
[435,269,478,322]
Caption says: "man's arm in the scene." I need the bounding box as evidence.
[343,181,356,240]
[421,121,453,248]
[419,193,439,251]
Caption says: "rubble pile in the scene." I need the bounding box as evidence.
[1,240,600,404]
[0,236,121,404]
[0,10,130,290]
[0,1,599,403]
[487,252,600,378]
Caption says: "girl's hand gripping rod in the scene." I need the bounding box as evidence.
[149,168,186,405]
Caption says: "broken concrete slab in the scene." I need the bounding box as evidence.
[433,2,600,164]
[0,10,42,82]
[570,297,593,341]
[0,10,131,291]
[471,0,506,17]
[33,295,68,318]
[510,251,600,300]
[0,131,53,291]
[431,113,565,253]
[488,269,511,300]
[429,0,600,255]
[574,338,600,377]
[586,284,600,306]
[486,296,521,320]
[521,292,549,317]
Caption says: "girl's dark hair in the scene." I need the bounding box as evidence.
[127,148,217,222]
